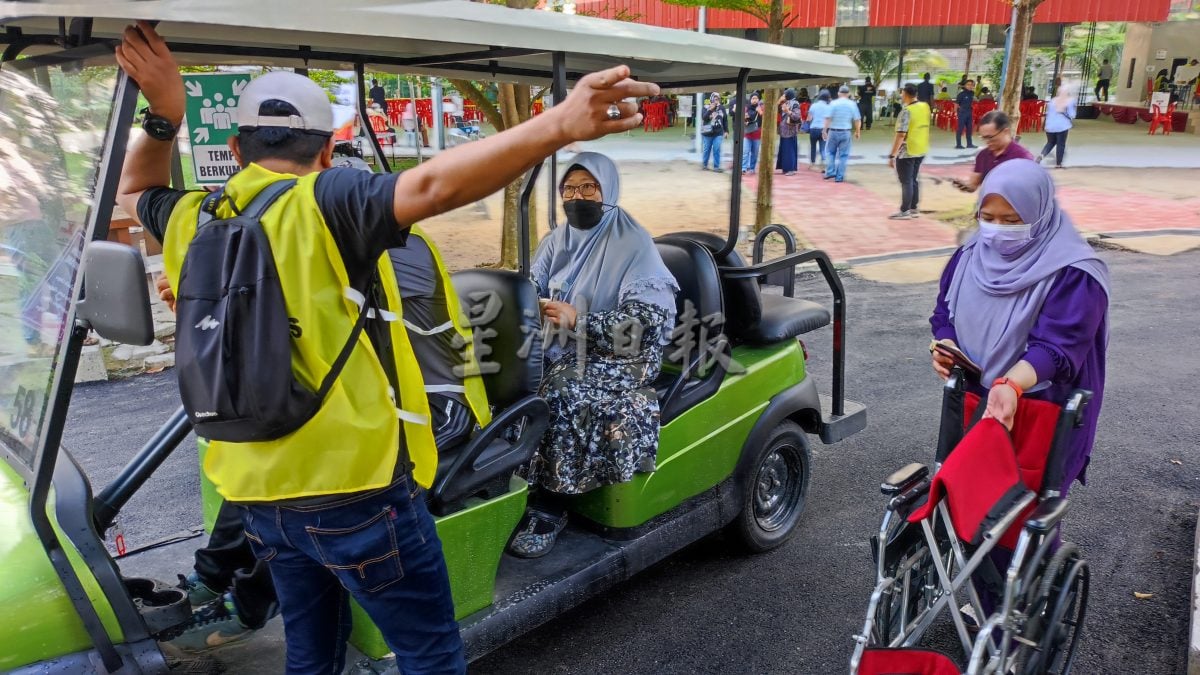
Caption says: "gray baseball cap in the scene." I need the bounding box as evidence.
[839,85,851,94]
[236,71,334,135]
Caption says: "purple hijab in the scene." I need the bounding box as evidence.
[946,159,1110,385]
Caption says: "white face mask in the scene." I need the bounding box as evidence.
[978,220,1032,256]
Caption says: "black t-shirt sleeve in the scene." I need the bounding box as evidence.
[136,187,196,243]
[314,168,408,281]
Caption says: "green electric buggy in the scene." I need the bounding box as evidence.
[0,1,864,671]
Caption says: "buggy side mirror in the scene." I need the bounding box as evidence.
[76,241,154,346]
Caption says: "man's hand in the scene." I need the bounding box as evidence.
[551,66,659,143]
[154,274,177,313]
[542,300,578,330]
[114,22,184,124]
[888,156,896,169]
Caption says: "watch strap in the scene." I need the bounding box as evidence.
[992,377,1024,398]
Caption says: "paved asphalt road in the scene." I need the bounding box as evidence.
[62,246,1197,675]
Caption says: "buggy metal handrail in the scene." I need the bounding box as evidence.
[751,223,798,298]
[93,407,194,533]
[718,247,846,416]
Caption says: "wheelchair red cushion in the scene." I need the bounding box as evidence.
[907,417,1027,545]
[858,648,962,675]
[963,393,1062,549]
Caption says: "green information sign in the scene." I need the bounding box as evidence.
[183,72,250,184]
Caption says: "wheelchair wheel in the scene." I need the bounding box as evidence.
[728,421,811,553]
[1018,544,1089,675]
[873,537,938,645]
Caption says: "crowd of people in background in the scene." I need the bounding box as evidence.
[684,70,1093,181]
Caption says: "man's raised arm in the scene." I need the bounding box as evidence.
[392,67,658,228]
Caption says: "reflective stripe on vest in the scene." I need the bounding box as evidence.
[408,225,492,428]
[162,163,437,501]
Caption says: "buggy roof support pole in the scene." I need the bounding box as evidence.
[548,51,567,231]
[518,162,542,277]
[715,68,750,260]
[28,69,141,674]
[357,62,392,173]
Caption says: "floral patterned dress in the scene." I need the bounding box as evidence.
[524,298,671,495]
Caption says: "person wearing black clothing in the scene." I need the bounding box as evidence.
[858,77,877,130]
[955,79,977,149]
[917,73,934,104]
[368,78,387,110]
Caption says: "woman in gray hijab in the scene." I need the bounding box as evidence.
[510,152,679,557]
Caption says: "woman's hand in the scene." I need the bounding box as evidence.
[154,273,176,313]
[542,300,578,330]
[931,338,957,380]
[983,382,1019,430]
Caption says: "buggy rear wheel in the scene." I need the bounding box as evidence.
[1019,544,1089,675]
[728,420,811,553]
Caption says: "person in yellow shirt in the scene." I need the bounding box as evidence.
[113,21,657,674]
[888,84,932,219]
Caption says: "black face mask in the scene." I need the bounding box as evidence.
[563,199,604,230]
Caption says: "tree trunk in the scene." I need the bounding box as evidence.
[1000,0,1045,128]
[753,0,786,233]
[497,82,539,269]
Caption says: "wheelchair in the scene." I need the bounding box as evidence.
[850,367,1093,675]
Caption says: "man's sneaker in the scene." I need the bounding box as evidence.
[178,572,220,608]
[888,211,910,220]
[167,594,254,653]
[908,210,921,219]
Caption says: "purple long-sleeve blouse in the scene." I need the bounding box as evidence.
[930,248,1108,489]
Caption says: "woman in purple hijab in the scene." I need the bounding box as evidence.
[930,159,1110,491]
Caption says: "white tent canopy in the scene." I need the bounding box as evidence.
[1,0,857,88]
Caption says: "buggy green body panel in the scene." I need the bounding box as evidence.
[0,461,124,670]
[572,340,807,529]
[197,449,528,661]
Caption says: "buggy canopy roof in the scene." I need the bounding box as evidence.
[1,0,857,88]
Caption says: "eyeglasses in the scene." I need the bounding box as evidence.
[980,130,1007,142]
[560,183,600,199]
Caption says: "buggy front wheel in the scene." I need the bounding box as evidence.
[728,420,811,553]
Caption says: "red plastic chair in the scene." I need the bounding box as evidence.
[1149,101,1177,135]
[368,113,396,154]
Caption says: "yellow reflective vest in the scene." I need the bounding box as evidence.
[406,225,492,429]
[163,164,439,501]
[904,101,932,158]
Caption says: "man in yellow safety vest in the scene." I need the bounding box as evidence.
[114,21,657,674]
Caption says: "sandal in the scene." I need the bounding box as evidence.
[507,509,568,559]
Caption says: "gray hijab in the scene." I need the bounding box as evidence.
[946,159,1109,385]
[531,152,678,332]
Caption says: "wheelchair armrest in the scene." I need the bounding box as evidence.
[431,395,549,507]
[881,462,929,496]
[887,477,931,513]
[1024,497,1069,535]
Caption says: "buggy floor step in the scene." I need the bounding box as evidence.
[818,394,867,444]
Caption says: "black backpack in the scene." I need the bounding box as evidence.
[175,179,372,442]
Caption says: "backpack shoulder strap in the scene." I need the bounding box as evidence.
[197,190,224,228]
[241,179,298,219]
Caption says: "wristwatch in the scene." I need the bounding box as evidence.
[141,108,180,141]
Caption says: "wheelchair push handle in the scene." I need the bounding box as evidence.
[1041,388,1094,497]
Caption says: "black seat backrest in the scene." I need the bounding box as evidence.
[654,237,725,363]
[450,269,542,410]
[659,231,762,343]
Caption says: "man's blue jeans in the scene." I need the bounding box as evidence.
[241,477,464,675]
[824,130,853,181]
[742,136,761,171]
[701,133,723,169]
